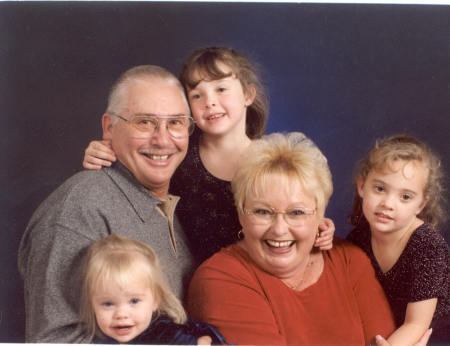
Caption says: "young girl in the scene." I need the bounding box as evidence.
[83,47,335,264]
[347,134,449,345]
[80,233,227,344]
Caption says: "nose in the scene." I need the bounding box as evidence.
[381,193,395,209]
[149,120,172,145]
[270,213,290,236]
[114,306,129,320]
[205,92,217,108]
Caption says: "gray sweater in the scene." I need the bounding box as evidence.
[18,162,194,343]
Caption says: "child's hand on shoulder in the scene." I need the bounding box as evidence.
[315,218,335,250]
[83,140,116,170]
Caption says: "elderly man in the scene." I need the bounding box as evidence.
[18,65,194,342]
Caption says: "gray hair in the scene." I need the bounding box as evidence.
[106,65,188,121]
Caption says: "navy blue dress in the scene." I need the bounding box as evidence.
[94,314,228,345]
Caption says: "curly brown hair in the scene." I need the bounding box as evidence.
[350,134,446,228]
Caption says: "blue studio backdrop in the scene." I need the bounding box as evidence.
[1,2,449,341]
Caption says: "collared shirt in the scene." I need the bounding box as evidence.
[156,194,181,254]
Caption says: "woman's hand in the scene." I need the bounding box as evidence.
[197,335,212,345]
[315,217,335,250]
[375,328,432,346]
[82,140,116,170]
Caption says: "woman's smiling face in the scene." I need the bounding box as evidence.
[239,173,320,280]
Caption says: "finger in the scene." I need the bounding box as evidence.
[88,140,116,157]
[319,243,332,251]
[86,157,113,167]
[416,328,432,346]
[375,335,390,346]
[85,148,116,163]
[82,162,103,170]
[99,139,113,149]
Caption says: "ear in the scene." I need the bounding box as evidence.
[416,196,429,215]
[244,84,256,107]
[102,113,114,140]
[237,209,246,228]
[356,176,365,198]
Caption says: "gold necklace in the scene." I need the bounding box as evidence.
[285,257,314,291]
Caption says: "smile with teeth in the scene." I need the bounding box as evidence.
[265,240,295,248]
[141,152,170,161]
[207,113,225,120]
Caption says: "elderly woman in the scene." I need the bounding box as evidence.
[188,132,395,345]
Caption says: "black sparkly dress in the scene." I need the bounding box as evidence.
[170,132,241,265]
[347,223,449,341]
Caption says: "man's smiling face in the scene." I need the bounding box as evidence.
[103,77,190,198]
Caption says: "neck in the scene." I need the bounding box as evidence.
[282,250,322,291]
[200,130,251,152]
[148,186,168,200]
[371,217,423,248]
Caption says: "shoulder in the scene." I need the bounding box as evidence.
[329,237,371,261]
[404,224,449,268]
[325,238,374,277]
[192,244,255,282]
[410,224,449,253]
[188,244,262,308]
[45,169,119,204]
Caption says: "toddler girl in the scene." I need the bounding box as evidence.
[83,47,335,264]
[347,134,449,345]
[80,233,226,344]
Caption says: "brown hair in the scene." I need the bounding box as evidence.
[79,234,186,341]
[350,134,446,228]
[179,47,269,139]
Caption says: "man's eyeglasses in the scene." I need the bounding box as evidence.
[109,112,195,139]
[243,206,316,227]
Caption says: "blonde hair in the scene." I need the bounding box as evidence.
[232,132,333,218]
[80,234,187,341]
[107,65,188,119]
[350,134,446,228]
[179,46,269,139]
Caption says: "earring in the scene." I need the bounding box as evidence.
[237,229,245,240]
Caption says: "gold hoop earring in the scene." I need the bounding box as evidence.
[238,229,245,240]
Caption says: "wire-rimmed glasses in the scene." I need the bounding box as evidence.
[109,112,195,139]
[243,206,316,227]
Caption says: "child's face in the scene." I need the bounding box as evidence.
[186,62,255,137]
[92,275,157,343]
[357,159,428,236]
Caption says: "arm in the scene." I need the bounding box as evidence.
[315,217,335,250]
[82,139,116,170]
[18,223,95,342]
[376,328,433,346]
[187,252,285,346]
[386,299,437,346]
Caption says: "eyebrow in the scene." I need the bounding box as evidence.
[371,178,418,195]
[132,113,190,118]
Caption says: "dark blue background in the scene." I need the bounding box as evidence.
[1,2,448,341]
